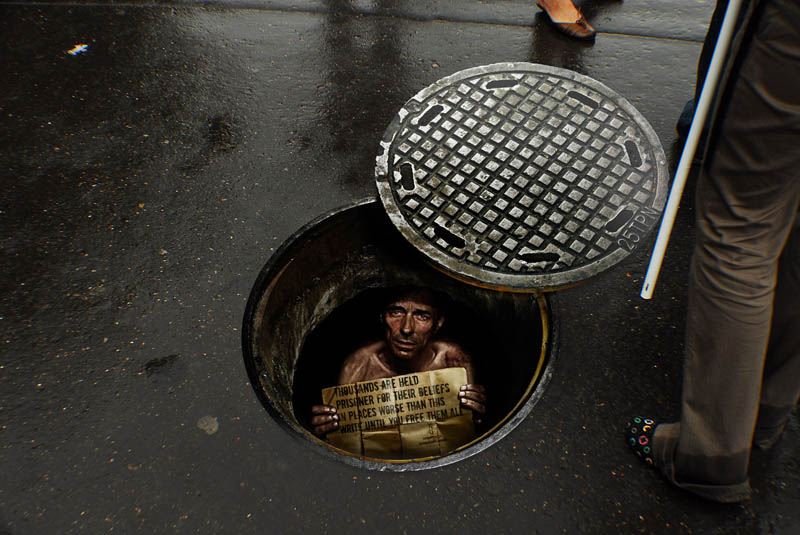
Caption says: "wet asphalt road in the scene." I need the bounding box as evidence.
[2,1,799,533]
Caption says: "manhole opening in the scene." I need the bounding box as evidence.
[243,199,557,470]
[293,286,539,447]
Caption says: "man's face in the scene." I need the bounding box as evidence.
[382,296,443,361]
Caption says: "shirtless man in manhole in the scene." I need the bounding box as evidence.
[311,286,487,436]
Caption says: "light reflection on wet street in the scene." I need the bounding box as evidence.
[1,1,797,533]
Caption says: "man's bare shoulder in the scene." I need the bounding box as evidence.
[432,339,473,367]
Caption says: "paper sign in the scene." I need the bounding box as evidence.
[322,367,475,458]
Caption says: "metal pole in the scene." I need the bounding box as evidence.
[640,0,744,300]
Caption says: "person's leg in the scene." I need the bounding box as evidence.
[651,0,800,503]
[677,0,753,140]
[676,0,730,137]
[755,219,800,447]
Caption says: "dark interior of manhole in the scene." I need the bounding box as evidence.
[292,286,539,438]
[243,199,556,469]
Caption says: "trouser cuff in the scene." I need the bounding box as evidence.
[651,422,752,504]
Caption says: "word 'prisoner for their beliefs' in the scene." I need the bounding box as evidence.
[322,367,476,459]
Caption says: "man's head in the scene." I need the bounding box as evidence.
[381,287,444,361]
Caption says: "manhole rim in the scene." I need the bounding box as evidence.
[242,198,560,471]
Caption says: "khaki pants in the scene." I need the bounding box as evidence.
[652,0,800,503]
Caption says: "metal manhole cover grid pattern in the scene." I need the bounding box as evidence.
[384,69,658,279]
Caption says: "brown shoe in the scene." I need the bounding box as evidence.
[537,3,597,41]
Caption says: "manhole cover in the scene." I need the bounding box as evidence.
[376,63,668,291]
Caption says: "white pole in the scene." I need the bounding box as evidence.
[640,0,744,300]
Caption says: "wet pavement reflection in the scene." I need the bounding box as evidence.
[1,1,798,533]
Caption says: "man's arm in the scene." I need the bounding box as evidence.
[442,342,487,424]
[441,341,477,382]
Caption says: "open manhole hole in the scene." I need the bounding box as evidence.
[243,199,556,470]
[245,63,666,469]
[376,62,668,291]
